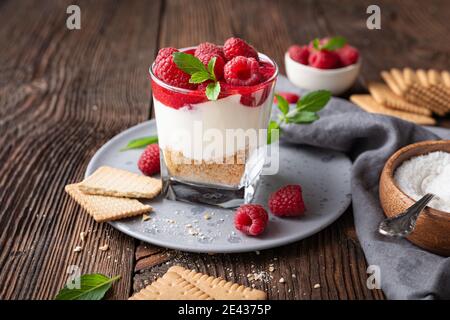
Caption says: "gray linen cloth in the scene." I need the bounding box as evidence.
[275,76,450,300]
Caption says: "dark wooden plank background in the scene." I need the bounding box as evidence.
[1,0,448,300]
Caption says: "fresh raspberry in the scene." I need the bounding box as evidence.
[153,47,195,89]
[138,144,160,176]
[234,204,269,236]
[274,92,300,104]
[194,42,225,60]
[288,45,310,65]
[336,45,359,66]
[194,42,226,80]
[224,56,262,86]
[308,50,340,69]
[199,54,225,80]
[269,185,305,217]
[223,37,259,61]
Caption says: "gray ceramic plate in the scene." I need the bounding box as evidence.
[85,120,352,253]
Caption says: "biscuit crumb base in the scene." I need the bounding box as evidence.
[163,149,246,187]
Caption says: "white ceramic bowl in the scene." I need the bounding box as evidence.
[285,52,361,95]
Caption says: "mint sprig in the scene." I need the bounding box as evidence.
[173,52,220,100]
[55,274,120,300]
[313,36,347,51]
[120,135,158,151]
[268,90,331,144]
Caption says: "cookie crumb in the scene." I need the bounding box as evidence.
[142,214,151,221]
[203,213,211,220]
[188,229,198,236]
[279,277,285,283]
[80,232,87,242]
[99,244,109,251]
[73,246,83,253]
[313,283,321,289]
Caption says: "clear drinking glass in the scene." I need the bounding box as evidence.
[150,48,278,208]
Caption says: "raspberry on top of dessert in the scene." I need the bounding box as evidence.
[150,38,277,109]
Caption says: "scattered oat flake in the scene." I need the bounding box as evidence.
[99,244,109,251]
[313,283,321,289]
[292,274,296,278]
[142,214,151,221]
[73,246,83,252]
[79,232,86,242]
[279,277,285,283]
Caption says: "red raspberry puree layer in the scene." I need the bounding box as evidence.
[151,48,276,109]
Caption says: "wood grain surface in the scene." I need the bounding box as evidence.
[1,0,449,300]
[0,0,162,300]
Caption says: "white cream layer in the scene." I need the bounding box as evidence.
[154,93,273,161]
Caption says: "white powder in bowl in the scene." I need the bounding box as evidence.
[394,151,450,213]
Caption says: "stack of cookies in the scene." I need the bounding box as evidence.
[65,166,162,222]
[351,68,450,125]
[129,265,267,300]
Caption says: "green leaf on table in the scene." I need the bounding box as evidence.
[297,90,331,112]
[287,111,319,124]
[54,274,120,300]
[120,135,158,151]
[189,71,212,84]
[275,94,290,115]
[206,81,221,101]
[172,52,207,75]
[321,36,347,51]
[267,120,280,144]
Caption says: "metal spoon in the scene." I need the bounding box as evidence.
[378,193,435,237]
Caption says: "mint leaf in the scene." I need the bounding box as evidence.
[313,38,321,50]
[173,53,220,100]
[55,274,120,300]
[173,52,207,75]
[275,94,289,115]
[297,90,331,112]
[206,82,220,101]
[267,120,280,144]
[120,136,158,151]
[207,57,217,81]
[322,36,346,51]
[287,111,319,124]
[190,71,212,84]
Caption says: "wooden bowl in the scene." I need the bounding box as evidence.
[379,140,450,256]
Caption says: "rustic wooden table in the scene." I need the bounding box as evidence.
[1,0,449,300]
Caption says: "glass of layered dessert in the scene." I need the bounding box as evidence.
[150,38,278,207]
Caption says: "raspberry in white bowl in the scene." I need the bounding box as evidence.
[149,38,278,207]
[285,36,361,95]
